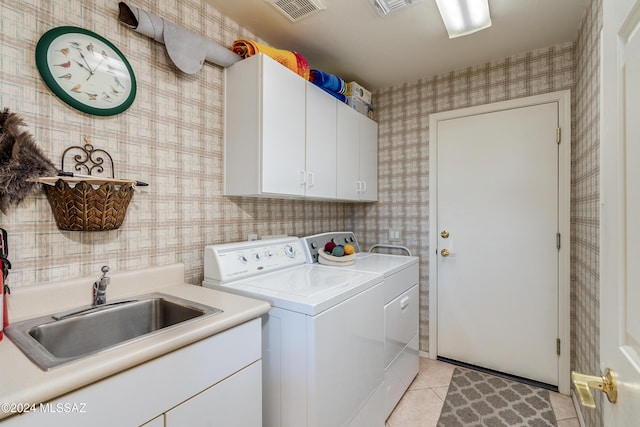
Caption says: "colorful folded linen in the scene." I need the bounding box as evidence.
[309,69,347,95]
[315,85,346,102]
[232,39,310,80]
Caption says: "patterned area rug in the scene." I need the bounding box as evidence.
[437,367,557,427]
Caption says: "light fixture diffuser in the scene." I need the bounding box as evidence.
[435,0,492,38]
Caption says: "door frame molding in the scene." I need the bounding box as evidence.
[428,90,572,394]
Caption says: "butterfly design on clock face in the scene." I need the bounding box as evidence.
[36,26,136,116]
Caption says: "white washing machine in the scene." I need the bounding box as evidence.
[203,237,385,427]
[301,232,420,419]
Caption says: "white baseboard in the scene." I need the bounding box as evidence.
[571,390,586,427]
[419,350,431,359]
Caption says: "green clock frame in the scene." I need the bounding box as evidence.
[35,26,137,116]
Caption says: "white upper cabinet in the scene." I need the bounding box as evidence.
[337,102,378,201]
[359,115,378,201]
[336,103,361,200]
[305,82,337,199]
[225,54,306,197]
[225,53,377,202]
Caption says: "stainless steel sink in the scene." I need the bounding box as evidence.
[5,292,222,371]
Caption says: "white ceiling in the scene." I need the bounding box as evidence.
[205,0,589,90]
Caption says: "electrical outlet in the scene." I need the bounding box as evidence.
[388,228,402,242]
[248,234,258,241]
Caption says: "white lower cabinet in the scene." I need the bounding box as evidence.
[165,361,261,427]
[2,319,262,427]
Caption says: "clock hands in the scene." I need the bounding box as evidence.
[73,59,93,79]
[63,40,125,96]
[77,50,92,72]
[87,57,106,80]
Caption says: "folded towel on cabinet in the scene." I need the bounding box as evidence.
[232,39,310,79]
[315,85,346,102]
[309,69,347,95]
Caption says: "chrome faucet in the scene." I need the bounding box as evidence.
[92,266,110,306]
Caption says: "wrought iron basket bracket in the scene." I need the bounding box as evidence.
[61,136,115,178]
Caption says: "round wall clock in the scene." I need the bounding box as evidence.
[35,26,136,116]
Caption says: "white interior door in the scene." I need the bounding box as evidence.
[598,0,640,422]
[434,100,562,386]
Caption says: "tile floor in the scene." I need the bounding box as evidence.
[386,357,580,427]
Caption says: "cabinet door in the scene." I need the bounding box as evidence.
[336,103,361,200]
[165,361,262,427]
[359,117,378,201]
[306,83,337,198]
[261,56,306,196]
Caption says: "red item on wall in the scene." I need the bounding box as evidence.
[0,262,4,341]
[0,228,10,341]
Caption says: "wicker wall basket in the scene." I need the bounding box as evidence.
[44,179,134,231]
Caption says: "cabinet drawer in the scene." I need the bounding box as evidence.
[384,284,419,368]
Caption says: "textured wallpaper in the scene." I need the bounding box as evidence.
[2,3,601,423]
[0,0,352,288]
[573,0,602,425]
[354,42,576,354]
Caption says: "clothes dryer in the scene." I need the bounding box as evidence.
[301,232,420,419]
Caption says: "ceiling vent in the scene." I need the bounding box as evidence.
[265,0,327,22]
[370,0,422,16]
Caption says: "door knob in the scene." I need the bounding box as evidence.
[441,230,450,239]
[441,249,449,257]
[571,368,617,408]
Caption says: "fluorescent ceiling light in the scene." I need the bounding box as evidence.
[435,0,492,38]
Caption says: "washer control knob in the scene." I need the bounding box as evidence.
[254,253,261,261]
[311,241,317,249]
[239,254,248,264]
[284,244,296,258]
[265,250,273,258]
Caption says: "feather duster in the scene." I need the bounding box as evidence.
[0,108,57,213]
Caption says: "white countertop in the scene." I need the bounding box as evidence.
[0,263,271,421]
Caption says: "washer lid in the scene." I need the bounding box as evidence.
[217,264,383,315]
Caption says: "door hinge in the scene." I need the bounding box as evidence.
[556,233,561,250]
[556,127,561,144]
[557,338,561,355]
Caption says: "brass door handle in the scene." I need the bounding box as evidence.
[441,249,449,257]
[571,368,617,408]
